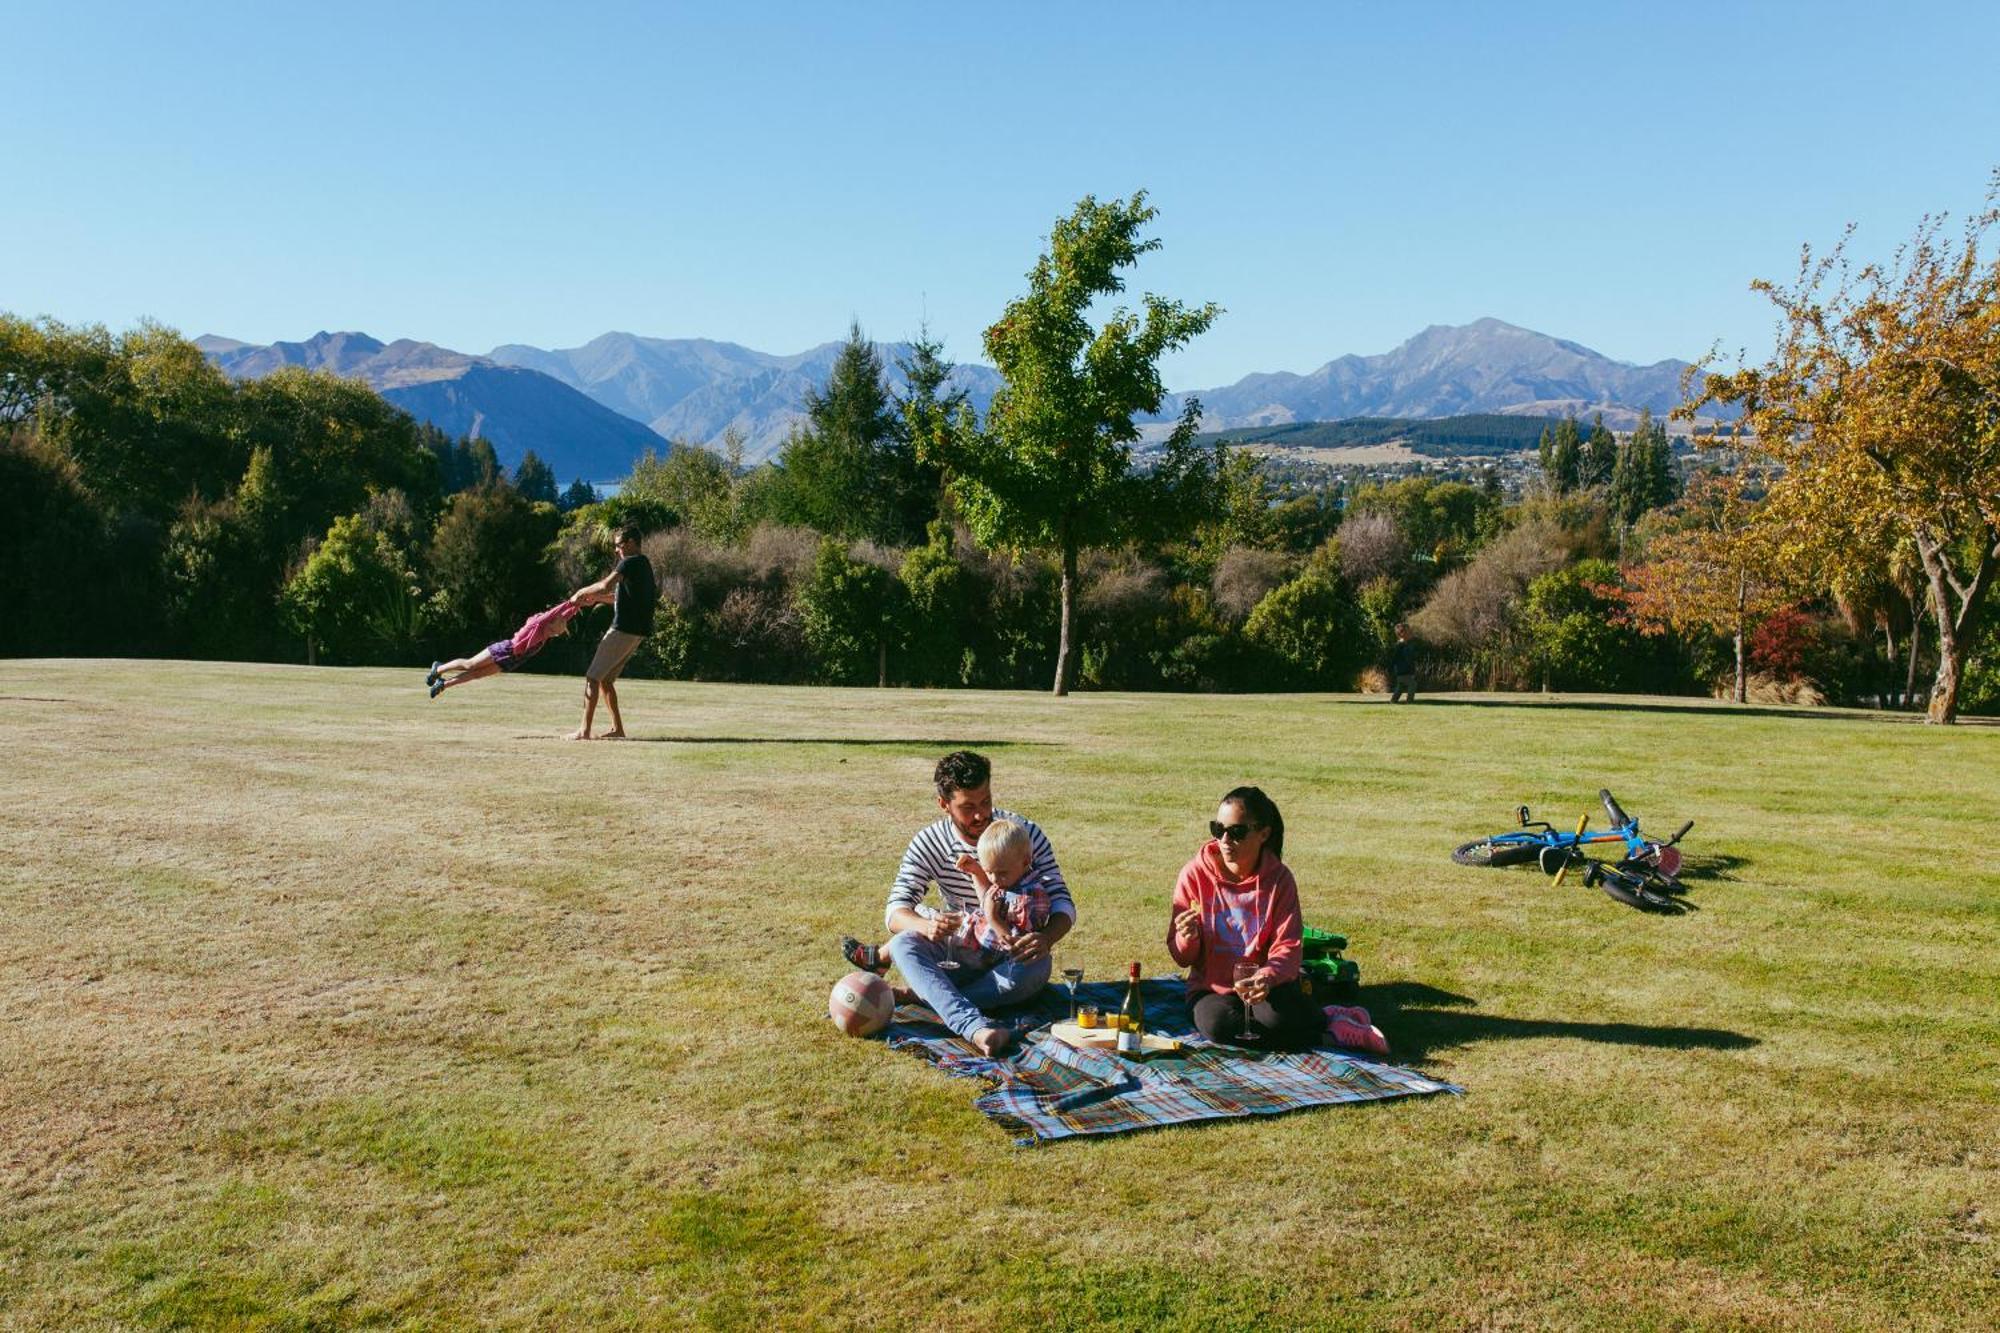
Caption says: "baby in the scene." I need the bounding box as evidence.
[951,819,1052,963]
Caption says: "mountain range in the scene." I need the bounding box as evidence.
[196,319,1699,480]
[193,332,664,483]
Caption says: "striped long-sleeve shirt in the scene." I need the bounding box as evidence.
[884,809,1076,932]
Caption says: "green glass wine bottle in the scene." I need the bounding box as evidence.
[1116,961,1144,1056]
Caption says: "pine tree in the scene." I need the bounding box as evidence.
[1543,414,1583,493]
[1582,413,1618,487]
[775,322,925,543]
[1610,408,1679,526]
[513,450,558,505]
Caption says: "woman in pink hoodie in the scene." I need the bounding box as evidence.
[1166,786,1327,1050]
[426,598,586,698]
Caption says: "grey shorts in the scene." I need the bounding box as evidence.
[585,629,644,684]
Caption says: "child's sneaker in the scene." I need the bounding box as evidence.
[1323,1004,1389,1056]
[841,936,888,975]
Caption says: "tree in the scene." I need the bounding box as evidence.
[280,513,424,664]
[796,537,903,685]
[1518,558,1642,691]
[1609,408,1680,528]
[425,484,560,640]
[940,191,1222,694]
[513,450,558,505]
[1410,519,1569,688]
[898,521,976,686]
[1689,188,2000,721]
[1242,564,1366,689]
[770,323,931,544]
[622,441,745,542]
[1581,413,1618,488]
[1616,471,1795,703]
[559,477,599,513]
[893,327,966,524]
[1539,414,1583,494]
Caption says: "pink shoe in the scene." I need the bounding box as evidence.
[1323,1005,1389,1056]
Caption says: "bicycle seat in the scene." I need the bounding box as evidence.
[1600,788,1631,827]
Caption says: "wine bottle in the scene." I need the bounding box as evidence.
[1116,961,1144,1055]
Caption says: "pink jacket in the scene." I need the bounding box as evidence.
[1166,841,1304,996]
[510,600,580,658]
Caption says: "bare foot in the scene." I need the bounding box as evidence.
[971,1027,1013,1057]
[600,730,627,741]
[567,730,593,741]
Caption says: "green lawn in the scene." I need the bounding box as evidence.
[1,661,1994,1330]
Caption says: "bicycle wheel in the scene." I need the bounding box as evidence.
[1453,838,1540,868]
[1616,856,1688,896]
[1590,862,1677,912]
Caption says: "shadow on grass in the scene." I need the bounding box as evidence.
[1676,852,1751,882]
[1364,981,1759,1063]
[514,734,1055,748]
[1409,695,1998,726]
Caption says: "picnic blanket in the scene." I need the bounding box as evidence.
[885,977,1461,1146]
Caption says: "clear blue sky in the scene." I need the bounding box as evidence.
[6,1,1997,389]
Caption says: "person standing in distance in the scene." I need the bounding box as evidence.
[1389,622,1419,704]
[568,525,657,740]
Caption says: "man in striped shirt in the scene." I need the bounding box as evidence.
[882,750,1075,1056]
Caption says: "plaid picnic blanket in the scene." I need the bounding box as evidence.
[884,978,1461,1146]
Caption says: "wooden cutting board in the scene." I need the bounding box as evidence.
[1047,1021,1183,1055]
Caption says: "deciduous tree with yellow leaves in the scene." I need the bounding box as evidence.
[1688,180,2000,722]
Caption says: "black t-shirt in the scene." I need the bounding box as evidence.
[1390,639,1416,674]
[611,553,658,636]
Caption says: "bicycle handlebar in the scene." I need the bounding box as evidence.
[1671,820,1694,844]
[1599,788,1631,827]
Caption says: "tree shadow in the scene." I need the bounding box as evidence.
[513,735,1054,748]
[1362,980,1759,1064]
[1410,695,1999,726]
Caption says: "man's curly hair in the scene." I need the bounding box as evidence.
[933,750,991,800]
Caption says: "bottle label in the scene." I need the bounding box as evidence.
[1116,1028,1142,1055]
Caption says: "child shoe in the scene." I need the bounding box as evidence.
[1323,1004,1389,1056]
[841,936,888,975]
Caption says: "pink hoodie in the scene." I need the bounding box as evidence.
[1166,841,1304,996]
[509,600,580,658]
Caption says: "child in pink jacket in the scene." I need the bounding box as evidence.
[427,599,583,698]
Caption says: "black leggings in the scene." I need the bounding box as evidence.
[1191,980,1325,1052]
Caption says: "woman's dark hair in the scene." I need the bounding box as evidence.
[934,750,992,799]
[1221,785,1284,863]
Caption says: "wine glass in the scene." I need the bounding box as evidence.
[1061,965,1085,1020]
[934,910,961,970]
[1233,962,1261,1042]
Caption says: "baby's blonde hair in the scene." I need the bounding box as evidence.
[976,819,1031,870]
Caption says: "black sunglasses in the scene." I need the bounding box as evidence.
[1210,820,1257,842]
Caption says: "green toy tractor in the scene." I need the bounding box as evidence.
[1298,926,1360,1002]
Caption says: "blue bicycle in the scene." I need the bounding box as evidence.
[1453,789,1695,911]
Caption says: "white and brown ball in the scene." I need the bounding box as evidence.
[829,971,894,1037]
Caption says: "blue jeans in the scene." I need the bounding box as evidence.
[885,929,1052,1040]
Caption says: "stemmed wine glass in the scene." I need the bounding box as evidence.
[1060,964,1085,1020]
[934,910,961,970]
[1233,962,1261,1042]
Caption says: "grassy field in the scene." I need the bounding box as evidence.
[1,661,1995,1330]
